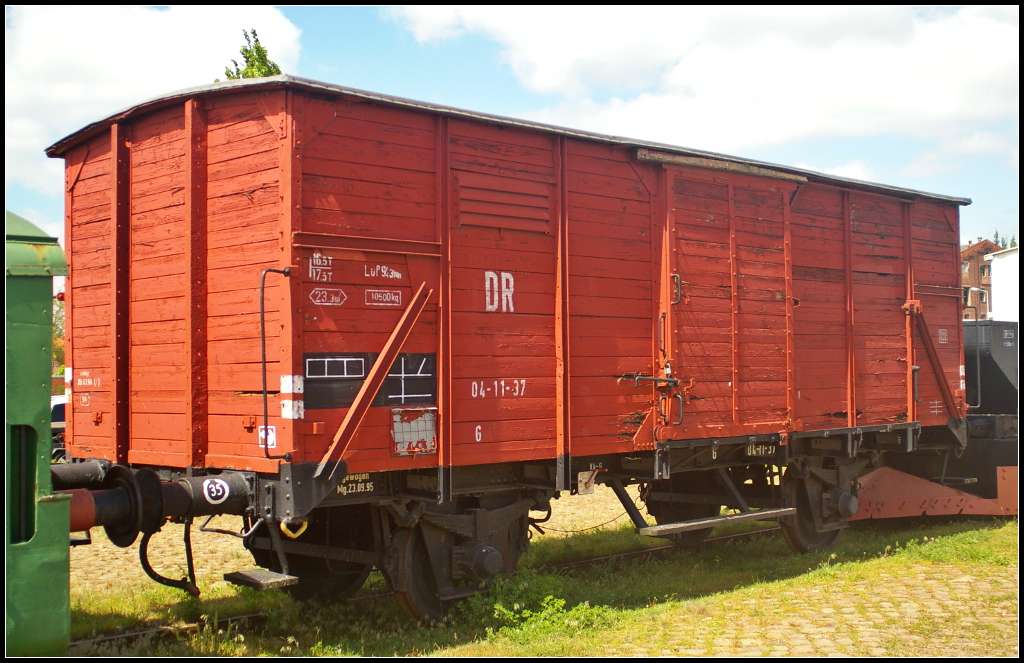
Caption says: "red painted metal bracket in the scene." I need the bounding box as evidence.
[851,466,1018,520]
[632,409,656,451]
[314,281,433,481]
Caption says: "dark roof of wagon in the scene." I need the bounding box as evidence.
[46,75,971,206]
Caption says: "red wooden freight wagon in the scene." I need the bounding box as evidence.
[47,76,969,620]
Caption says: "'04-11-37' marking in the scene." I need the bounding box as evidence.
[470,379,527,398]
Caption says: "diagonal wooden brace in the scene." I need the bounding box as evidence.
[314,282,433,481]
[906,303,960,420]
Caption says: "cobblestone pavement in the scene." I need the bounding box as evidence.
[70,519,253,598]
[602,564,1018,657]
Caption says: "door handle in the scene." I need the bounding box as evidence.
[671,274,683,305]
[657,392,685,426]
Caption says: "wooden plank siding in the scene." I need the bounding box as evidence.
[447,119,558,467]
[292,99,440,471]
[59,83,966,474]
[126,105,189,466]
[666,167,795,436]
[203,91,288,471]
[909,200,964,427]
[65,131,116,461]
[566,141,654,455]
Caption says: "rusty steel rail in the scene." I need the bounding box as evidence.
[537,526,781,572]
[68,612,268,650]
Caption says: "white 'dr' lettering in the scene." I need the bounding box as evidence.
[501,272,515,312]
[485,271,499,311]
[484,271,515,312]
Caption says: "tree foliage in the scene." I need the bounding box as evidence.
[992,230,1017,250]
[222,29,281,80]
[53,298,65,372]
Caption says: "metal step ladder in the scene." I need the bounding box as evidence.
[607,470,794,539]
[224,569,298,590]
[636,507,794,537]
[224,517,299,590]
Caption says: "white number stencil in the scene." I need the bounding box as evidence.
[470,379,527,398]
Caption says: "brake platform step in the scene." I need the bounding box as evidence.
[224,569,299,590]
[638,507,796,537]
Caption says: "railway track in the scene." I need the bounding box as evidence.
[69,525,779,650]
[537,526,781,573]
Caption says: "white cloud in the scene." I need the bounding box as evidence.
[903,130,1019,177]
[391,7,1018,156]
[393,7,925,99]
[5,6,301,196]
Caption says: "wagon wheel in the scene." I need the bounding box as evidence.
[646,501,721,547]
[391,527,446,623]
[780,476,842,554]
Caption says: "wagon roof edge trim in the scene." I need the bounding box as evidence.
[44,74,972,206]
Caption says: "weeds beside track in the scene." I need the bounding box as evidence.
[69,517,1017,657]
[68,525,781,649]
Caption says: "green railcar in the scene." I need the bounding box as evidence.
[5,211,71,655]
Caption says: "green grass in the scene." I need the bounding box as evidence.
[69,516,1018,656]
[69,575,291,641]
[68,506,771,642]
[448,517,1018,657]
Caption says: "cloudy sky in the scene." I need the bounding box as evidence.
[6,6,1019,249]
